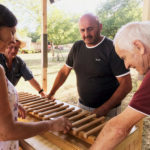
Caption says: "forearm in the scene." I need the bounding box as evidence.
[0,119,52,141]
[29,78,42,92]
[90,117,128,150]
[90,108,145,150]
[106,81,131,109]
[94,79,132,116]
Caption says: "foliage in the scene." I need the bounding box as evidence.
[96,0,143,39]
[19,49,36,54]
[0,0,144,44]
[47,8,81,45]
[0,0,41,35]
[28,32,40,42]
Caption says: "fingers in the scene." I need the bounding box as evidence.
[19,110,26,119]
[91,110,100,117]
[63,123,72,134]
[62,117,72,133]
[50,117,72,133]
[46,95,56,101]
[20,109,26,119]
[40,92,47,98]
[45,97,55,102]
[18,104,26,119]
[18,110,26,119]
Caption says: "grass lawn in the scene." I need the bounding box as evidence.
[16,51,78,105]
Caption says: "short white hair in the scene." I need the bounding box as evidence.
[114,21,150,51]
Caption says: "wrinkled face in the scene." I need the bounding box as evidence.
[79,17,101,47]
[115,44,149,75]
[0,26,16,52]
[5,41,20,59]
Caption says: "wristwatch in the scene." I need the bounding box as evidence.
[39,89,44,94]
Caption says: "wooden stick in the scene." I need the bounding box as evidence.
[22,99,52,106]
[72,114,96,127]
[26,102,56,112]
[19,97,46,104]
[19,94,37,98]
[72,116,105,135]
[33,103,64,114]
[68,111,89,121]
[22,99,45,105]
[18,92,26,94]
[18,93,33,97]
[43,107,75,120]
[63,109,82,118]
[83,122,106,138]
[24,101,50,108]
[38,105,69,117]
[19,95,39,101]
[87,135,96,144]
[18,92,31,95]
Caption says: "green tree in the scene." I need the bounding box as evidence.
[0,0,41,39]
[28,32,40,42]
[47,8,80,45]
[96,0,143,39]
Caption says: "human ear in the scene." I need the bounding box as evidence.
[133,40,145,55]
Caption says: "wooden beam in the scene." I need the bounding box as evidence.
[137,0,150,84]
[143,0,150,21]
[41,0,48,92]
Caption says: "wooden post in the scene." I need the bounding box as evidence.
[143,0,150,21]
[137,0,150,86]
[41,0,48,92]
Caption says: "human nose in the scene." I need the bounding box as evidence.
[11,36,15,43]
[84,29,89,37]
[11,47,16,53]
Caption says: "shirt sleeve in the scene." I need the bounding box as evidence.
[19,58,33,81]
[109,47,129,77]
[129,70,150,116]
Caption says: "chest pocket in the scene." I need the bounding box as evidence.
[88,56,109,77]
[74,50,110,77]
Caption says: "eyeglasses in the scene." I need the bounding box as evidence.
[8,45,19,51]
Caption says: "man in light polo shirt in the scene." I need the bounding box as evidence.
[47,13,132,118]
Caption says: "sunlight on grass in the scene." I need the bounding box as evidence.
[16,52,78,106]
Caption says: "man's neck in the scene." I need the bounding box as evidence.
[86,36,104,48]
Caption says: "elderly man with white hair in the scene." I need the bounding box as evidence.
[90,21,150,150]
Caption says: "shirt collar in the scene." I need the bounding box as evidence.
[86,36,105,49]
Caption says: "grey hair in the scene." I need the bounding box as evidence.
[114,21,150,51]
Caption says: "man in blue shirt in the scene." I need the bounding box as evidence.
[0,40,46,97]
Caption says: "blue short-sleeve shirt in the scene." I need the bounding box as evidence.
[0,54,33,86]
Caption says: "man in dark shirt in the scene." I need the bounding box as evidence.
[47,13,132,118]
[0,40,46,97]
